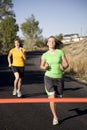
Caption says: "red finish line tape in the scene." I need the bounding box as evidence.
[0,98,87,104]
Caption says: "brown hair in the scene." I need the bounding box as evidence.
[46,36,63,49]
[14,38,23,47]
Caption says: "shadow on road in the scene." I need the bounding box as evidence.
[0,70,14,87]
[0,70,44,87]
[23,70,44,84]
[64,87,83,91]
[22,92,46,98]
[59,108,87,125]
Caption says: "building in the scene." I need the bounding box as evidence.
[62,34,83,43]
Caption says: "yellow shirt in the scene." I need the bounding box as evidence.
[10,48,25,67]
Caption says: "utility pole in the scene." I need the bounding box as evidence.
[80,27,82,37]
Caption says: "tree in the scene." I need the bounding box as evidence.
[0,16,19,53]
[56,33,63,41]
[21,14,42,50]
[0,0,19,53]
[0,0,15,19]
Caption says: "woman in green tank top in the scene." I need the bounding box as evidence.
[40,36,69,125]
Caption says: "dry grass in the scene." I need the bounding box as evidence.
[63,38,87,83]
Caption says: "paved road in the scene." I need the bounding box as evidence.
[0,51,87,130]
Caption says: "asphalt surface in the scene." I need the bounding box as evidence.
[0,51,87,130]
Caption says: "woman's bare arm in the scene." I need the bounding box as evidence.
[40,59,48,70]
[60,55,69,71]
[20,48,26,60]
[8,53,12,67]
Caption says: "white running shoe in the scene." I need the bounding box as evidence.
[17,90,22,97]
[53,117,59,125]
[13,89,17,95]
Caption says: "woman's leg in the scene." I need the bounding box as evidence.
[13,72,19,95]
[14,72,19,90]
[49,94,59,125]
[44,76,59,125]
[49,94,57,117]
[17,78,22,91]
[17,77,22,97]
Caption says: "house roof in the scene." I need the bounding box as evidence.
[64,34,79,37]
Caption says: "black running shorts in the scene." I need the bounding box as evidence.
[44,76,64,97]
[11,66,24,78]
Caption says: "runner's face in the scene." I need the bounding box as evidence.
[47,38,56,49]
[15,40,20,47]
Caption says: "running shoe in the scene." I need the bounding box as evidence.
[17,90,22,97]
[13,89,17,95]
[53,117,59,125]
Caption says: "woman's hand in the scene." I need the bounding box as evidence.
[20,47,22,51]
[44,62,49,70]
[20,48,26,60]
[8,63,12,67]
[60,64,64,71]
[40,59,49,71]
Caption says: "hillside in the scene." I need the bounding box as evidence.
[63,39,87,83]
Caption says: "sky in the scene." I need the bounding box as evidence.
[12,0,87,38]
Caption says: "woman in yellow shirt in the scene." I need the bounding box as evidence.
[8,39,26,97]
